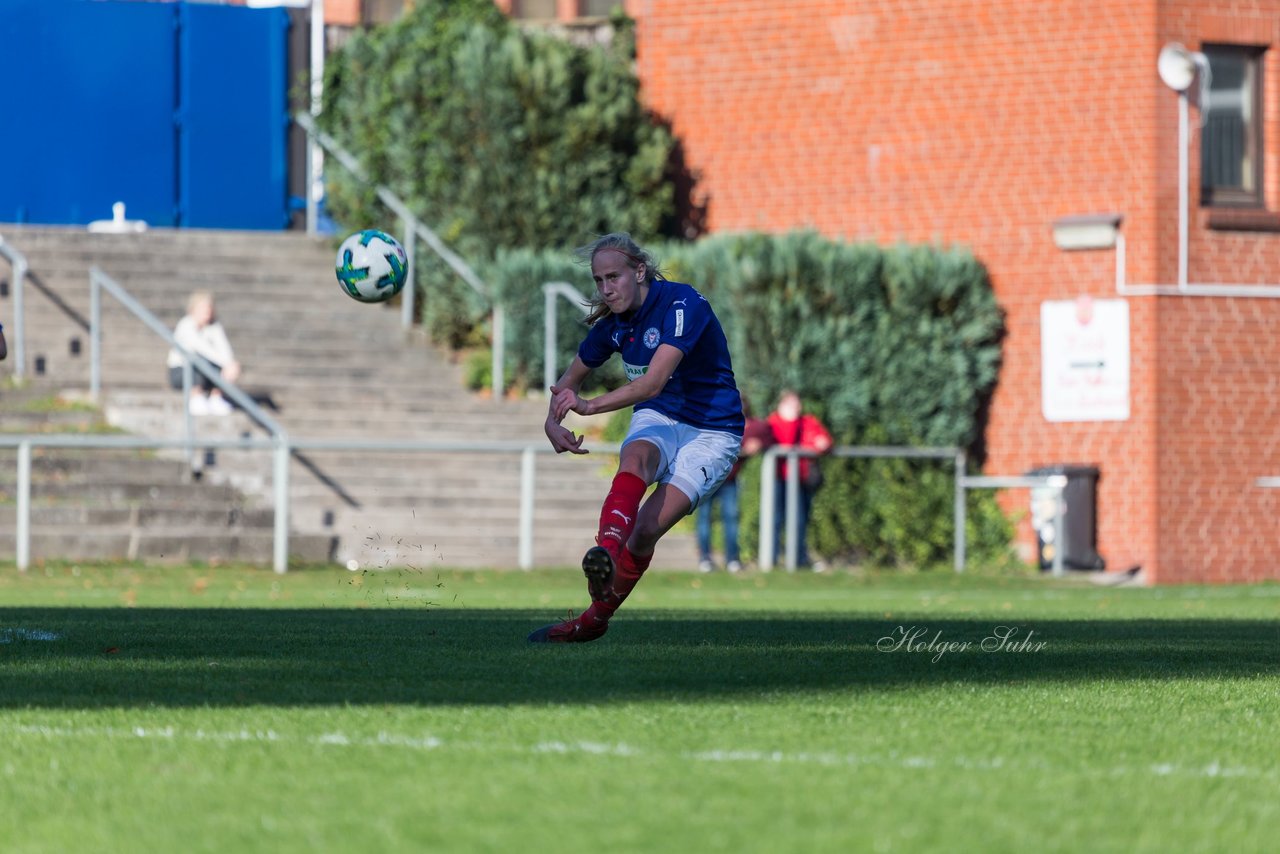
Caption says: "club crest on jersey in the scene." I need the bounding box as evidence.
[643,327,661,349]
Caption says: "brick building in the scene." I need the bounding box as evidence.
[488,1,1280,584]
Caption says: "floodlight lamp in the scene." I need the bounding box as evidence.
[1158,43,1207,92]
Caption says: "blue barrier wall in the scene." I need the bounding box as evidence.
[0,0,289,229]
[180,3,290,229]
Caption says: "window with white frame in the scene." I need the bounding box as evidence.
[1201,44,1264,208]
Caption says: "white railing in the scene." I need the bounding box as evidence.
[543,281,589,393]
[0,433,619,575]
[0,233,28,381]
[760,446,1068,576]
[2,432,1068,575]
[762,445,961,573]
[293,113,506,402]
[959,473,1067,577]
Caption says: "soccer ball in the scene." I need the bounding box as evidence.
[335,230,408,303]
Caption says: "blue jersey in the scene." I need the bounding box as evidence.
[579,279,744,435]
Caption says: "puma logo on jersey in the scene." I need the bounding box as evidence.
[611,509,633,525]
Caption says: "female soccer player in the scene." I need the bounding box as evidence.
[529,233,744,643]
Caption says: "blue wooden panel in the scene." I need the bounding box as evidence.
[0,0,178,226]
[179,4,290,229]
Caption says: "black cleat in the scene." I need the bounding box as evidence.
[581,545,617,603]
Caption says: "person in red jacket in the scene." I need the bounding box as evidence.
[768,389,833,570]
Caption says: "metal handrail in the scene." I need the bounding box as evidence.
[88,267,287,440]
[960,474,1067,577]
[0,233,28,380]
[759,445,1067,576]
[543,281,590,394]
[293,113,506,401]
[760,445,967,572]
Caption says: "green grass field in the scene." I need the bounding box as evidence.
[2,562,1277,853]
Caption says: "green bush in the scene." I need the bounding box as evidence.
[462,349,491,394]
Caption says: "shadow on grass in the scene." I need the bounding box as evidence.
[1,607,1278,709]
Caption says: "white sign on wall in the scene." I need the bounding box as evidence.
[1040,296,1130,422]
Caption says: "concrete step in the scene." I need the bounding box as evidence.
[13,303,391,332]
[0,225,338,255]
[1,481,246,503]
[0,530,335,564]
[17,344,477,393]
[0,453,203,480]
[0,504,276,528]
[0,411,113,432]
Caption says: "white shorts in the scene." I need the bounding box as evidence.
[623,409,742,511]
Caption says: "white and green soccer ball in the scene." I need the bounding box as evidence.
[335,229,408,303]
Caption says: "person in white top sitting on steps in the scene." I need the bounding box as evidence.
[166,290,241,416]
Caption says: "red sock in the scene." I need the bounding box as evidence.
[597,472,647,560]
[614,547,653,600]
[587,547,654,622]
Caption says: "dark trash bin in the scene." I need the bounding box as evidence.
[1027,464,1106,572]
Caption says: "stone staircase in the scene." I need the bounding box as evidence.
[0,224,699,569]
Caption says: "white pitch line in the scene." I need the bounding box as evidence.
[1,724,1268,780]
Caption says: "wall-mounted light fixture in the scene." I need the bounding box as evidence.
[1158,43,1209,95]
[1051,214,1123,251]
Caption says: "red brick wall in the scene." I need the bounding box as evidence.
[1153,5,1280,582]
[627,0,1280,582]
[628,0,1171,575]
[500,0,1280,581]
[327,0,362,27]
